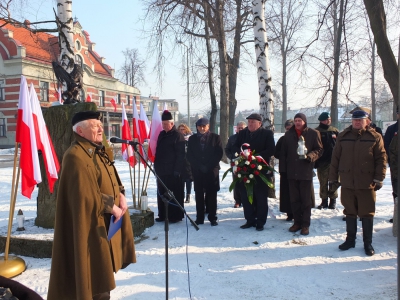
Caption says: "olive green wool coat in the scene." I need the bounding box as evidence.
[48,134,136,300]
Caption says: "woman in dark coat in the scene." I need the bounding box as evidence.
[274,119,294,221]
[178,123,193,203]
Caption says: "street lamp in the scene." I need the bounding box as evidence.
[177,40,190,129]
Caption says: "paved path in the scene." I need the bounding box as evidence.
[0,155,16,168]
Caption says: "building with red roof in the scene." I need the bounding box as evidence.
[0,20,141,148]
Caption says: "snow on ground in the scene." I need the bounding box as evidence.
[0,148,397,299]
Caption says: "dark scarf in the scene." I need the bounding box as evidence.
[197,130,210,151]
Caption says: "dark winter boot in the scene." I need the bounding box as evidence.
[185,194,191,203]
[317,199,328,209]
[339,216,357,250]
[328,198,336,209]
[362,217,375,256]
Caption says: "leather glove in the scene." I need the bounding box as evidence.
[199,165,208,173]
[173,171,180,178]
[373,181,383,191]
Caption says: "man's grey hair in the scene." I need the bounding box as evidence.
[237,121,247,127]
[73,120,89,132]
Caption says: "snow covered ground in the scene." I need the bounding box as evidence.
[0,148,397,299]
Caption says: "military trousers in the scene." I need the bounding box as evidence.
[317,164,338,200]
[341,188,376,218]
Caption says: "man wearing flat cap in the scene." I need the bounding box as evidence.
[280,113,323,236]
[329,110,386,256]
[232,113,275,231]
[315,112,339,209]
[154,110,186,223]
[187,117,223,226]
[48,111,136,300]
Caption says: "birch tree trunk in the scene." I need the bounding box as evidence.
[253,0,274,130]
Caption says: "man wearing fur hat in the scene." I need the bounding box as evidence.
[154,110,186,223]
[315,112,339,209]
[280,113,323,236]
[329,110,386,256]
[187,117,223,226]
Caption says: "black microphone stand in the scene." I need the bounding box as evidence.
[131,142,199,300]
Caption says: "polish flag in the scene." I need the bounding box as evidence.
[110,98,117,112]
[15,76,42,198]
[86,92,92,102]
[138,104,150,164]
[29,83,60,193]
[132,100,140,140]
[121,103,136,167]
[148,101,163,163]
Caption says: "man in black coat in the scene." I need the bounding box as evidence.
[154,110,186,223]
[187,117,223,226]
[384,108,399,202]
[233,113,275,231]
[225,121,247,208]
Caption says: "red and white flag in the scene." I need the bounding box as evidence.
[86,92,92,102]
[138,104,150,164]
[110,98,117,112]
[148,101,163,163]
[57,87,62,104]
[132,100,140,140]
[121,103,136,167]
[29,83,60,193]
[15,76,42,198]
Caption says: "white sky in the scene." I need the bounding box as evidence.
[10,0,400,115]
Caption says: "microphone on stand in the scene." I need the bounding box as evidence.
[109,137,140,146]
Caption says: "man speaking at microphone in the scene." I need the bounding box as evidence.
[154,110,186,223]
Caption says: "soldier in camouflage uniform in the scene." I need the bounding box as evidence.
[315,112,339,209]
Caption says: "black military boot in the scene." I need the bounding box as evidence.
[317,199,328,209]
[328,198,336,209]
[339,216,357,250]
[185,194,190,203]
[362,217,375,256]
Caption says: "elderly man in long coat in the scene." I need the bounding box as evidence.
[281,113,323,236]
[48,111,136,300]
[154,110,186,222]
[329,110,386,256]
[187,117,223,226]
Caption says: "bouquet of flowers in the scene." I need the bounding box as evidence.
[222,143,275,204]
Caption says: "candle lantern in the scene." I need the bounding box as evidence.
[297,136,308,159]
[140,193,148,213]
[16,209,25,231]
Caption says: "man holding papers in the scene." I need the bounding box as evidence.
[48,111,136,300]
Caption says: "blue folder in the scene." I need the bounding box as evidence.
[108,215,122,240]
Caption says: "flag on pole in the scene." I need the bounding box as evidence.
[86,92,92,102]
[110,98,117,112]
[15,76,42,199]
[121,103,136,167]
[29,83,60,193]
[138,104,150,165]
[132,99,140,140]
[148,101,163,162]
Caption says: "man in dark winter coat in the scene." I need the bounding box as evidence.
[281,113,323,236]
[315,112,339,209]
[233,113,275,231]
[329,110,386,256]
[187,117,223,226]
[225,121,247,208]
[154,110,186,223]
[384,108,399,201]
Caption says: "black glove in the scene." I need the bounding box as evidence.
[373,181,383,191]
[199,165,208,173]
[174,171,180,178]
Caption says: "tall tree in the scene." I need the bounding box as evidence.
[252,0,273,129]
[118,48,146,87]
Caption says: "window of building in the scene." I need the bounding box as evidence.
[116,94,121,104]
[0,80,4,101]
[111,124,120,138]
[0,118,5,137]
[76,40,81,51]
[75,54,83,67]
[126,95,130,106]
[99,90,105,107]
[39,81,49,102]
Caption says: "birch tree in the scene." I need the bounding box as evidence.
[252,0,273,129]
